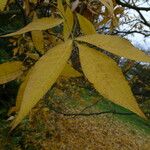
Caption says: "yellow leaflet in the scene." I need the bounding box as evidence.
[48,33,63,46]
[99,0,114,15]
[77,13,96,35]
[60,63,81,77]
[29,0,37,4]
[31,13,45,54]
[0,0,7,11]
[77,34,150,63]
[65,0,70,5]
[63,6,74,40]
[26,52,39,60]
[0,61,23,85]
[15,69,33,113]
[1,17,63,37]
[114,7,124,15]
[11,40,72,130]
[24,0,30,16]
[8,69,32,115]
[77,43,146,118]
[99,0,116,29]
[97,17,110,26]
[57,0,65,17]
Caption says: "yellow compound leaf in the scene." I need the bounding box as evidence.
[29,0,37,4]
[8,69,32,115]
[15,68,33,111]
[31,13,45,54]
[0,61,23,85]
[63,6,74,40]
[99,0,114,16]
[60,63,81,77]
[77,43,146,118]
[114,7,124,15]
[97,17,110,27]
[31,31,44,54]
[77,34,150,62]
[11,40,72,130]
[24,0,30,16]
[57,0,65,17]
[65,0,70,5]
[0,0,7,11]
[26,52,39,60]
[12,47,19,56]
[77,13,96,35]
[1,17,63,37]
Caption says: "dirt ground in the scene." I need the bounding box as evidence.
[27,111,150,150]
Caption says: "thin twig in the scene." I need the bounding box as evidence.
[51,108,136,117]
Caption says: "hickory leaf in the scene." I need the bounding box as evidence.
[0,61,23,85]
[26,52,39,60]
[57,0,65,17]
[30,0,37,4]
[77,13,96,35]
[65,0,70,5]
[31,13,45,54]
[1,17,63,37]
[63,6,74,40]
[77,43,146,118]
[11,40,72,130]
[0,0,7,11]
[77,34,150,62]
[8,69,32,115]
[99,0,114,15]
[60,63,81,78]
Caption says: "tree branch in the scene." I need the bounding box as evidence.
[136,9,150,27]
[116,0,150,28]
[51,107,135,117]
[113,30,150,37]
[116,0,150,11]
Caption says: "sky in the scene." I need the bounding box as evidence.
[120,1,150,52]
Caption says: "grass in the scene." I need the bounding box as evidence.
[79,86,150,134]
